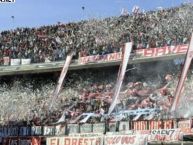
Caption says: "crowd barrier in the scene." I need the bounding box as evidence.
[47,127,193,145]
[0,119,192,145]
[0,119,191,137]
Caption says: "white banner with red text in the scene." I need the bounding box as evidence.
[79,44,188,64]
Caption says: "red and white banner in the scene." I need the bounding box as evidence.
[134,121,149,130]
[108,42,132,114]
[79,44,188,64]
[3,137,41,145]
[163,120,173,129]
[80,52,122,64]
[171,34,193,111]
[47,136,103,145]
[148,129,183,142]
[104,134,147,145]
[136,44,188,58]
[178,119,192,129]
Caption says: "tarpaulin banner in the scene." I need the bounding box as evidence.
[31,126,43,136]
[80,52,122,64]
[19,127,31,136]
[134,121,149,130]
[67,124,79,135]
[119,121,130,132]
[80,124,92,133]
[163,120,173,129]
[92,123,105,133]
[47,135,103,145]
[7,127,19,136]
[3,57,9,65]
[55,124,66,136]
[178,119,192,129]
[10,59,21,66]
[0,126,19,137]
[148,129,183,142]
[108,122,117,132]
[79,44,188,64]
[104,134,147,145]
[43,126,55,136]
[3,137,41,145]
[135,44,188,58]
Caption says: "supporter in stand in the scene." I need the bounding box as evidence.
[0,4,193,65]
[0,62,192,126]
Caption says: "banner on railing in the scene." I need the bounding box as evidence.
[0,126,19,137]
[7,127,19,137]
[104,134,147,145]
[31,126,42,136]
[67,124,79,135]
[80,124,92,133]
[3,57,9,66]
[80,52,122,64]
[148,129,183,142]
[119,121,130,132]
[79,44,189,64]
[43,126,55,136]
[178,119,192,129]
[55,124,66,136]
[135,44,188,58]
[47,135,103,145]
[108,122,117,132]
[21,59,31,65]
[134,121,149,130]
[93,123,105,133]
[2,137,41,145]
[19,127,31,136]
[10,59,21,66]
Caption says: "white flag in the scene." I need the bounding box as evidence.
[108,42,132,115]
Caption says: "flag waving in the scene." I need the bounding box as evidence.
[108,42,132,115]
[171,33,193,112]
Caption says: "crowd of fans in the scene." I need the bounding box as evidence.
[0,4,193,64]
[0,4,193,126]
[0,60,192,126]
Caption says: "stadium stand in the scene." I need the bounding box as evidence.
[0,3,193,145]
[0,4,192,65]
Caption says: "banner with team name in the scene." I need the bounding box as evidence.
[80,52,122,64]
[104,134,147,145]
[47,135,103,145]
[79,44,188,64]
[148,129,183,142]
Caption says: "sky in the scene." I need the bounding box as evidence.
[0,0,190,31]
